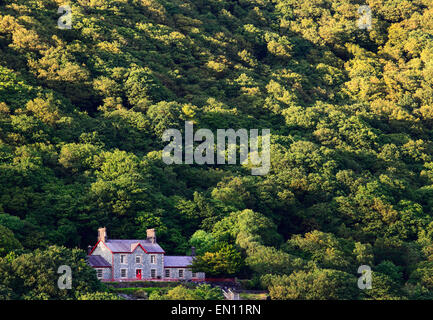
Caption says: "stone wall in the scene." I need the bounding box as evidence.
[112,246,164,280]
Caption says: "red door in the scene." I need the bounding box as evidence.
[136,269,142,280]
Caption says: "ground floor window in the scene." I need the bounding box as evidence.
[96,269,103,279]
[179,269,184,278]
[151,269,157,278]
[165,269,170,278]
[120,268,127,278]
[192,272,197,278]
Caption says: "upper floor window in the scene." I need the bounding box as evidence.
[135,255,141,264]
[120,254,127,264]
[150,255,156,264]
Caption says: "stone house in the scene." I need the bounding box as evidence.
[87,227,205,281]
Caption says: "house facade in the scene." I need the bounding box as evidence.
[87,227,205,282]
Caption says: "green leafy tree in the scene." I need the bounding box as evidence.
[192,244,243,276]
[0,246,103,300]
[0,225,22,257]
[267,269,358,300]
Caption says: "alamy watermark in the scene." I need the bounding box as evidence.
[58,5,72,29]
[357,5,372,30]
[57,265,72,289]
[357,265,372,290]
[56,4,370,31]
[162,121,270,175]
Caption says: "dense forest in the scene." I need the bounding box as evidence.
[1,0,433,299]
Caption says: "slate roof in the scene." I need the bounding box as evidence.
[104,239,165,253]
[164,256,193,268]
[88,255,111,268]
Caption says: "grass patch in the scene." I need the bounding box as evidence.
[239,293,268,300]
[114,286,174,299]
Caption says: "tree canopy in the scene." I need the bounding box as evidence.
[1,0,433,299]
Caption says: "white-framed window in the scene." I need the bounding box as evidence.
[192,272,197,278]
[151,269,157,278]
[165,269,170,278]
[120,268,127,278]
[150,255,156,264]
[135,255,141,264]
[96,269,103,279]
[179,269,184,278]
[120,254,127,264]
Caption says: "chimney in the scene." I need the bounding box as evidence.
[191,246,196,257]
[147,228,156,243]
[98,227,107,243]
[87,245,92,255]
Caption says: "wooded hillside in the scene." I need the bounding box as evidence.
[2,0,433,299]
